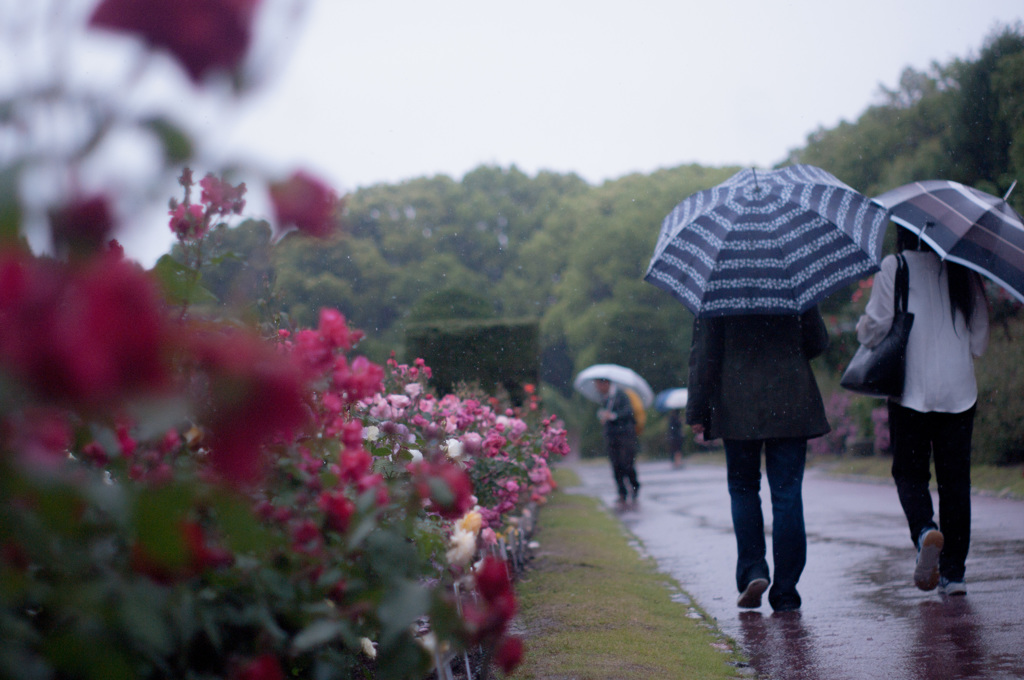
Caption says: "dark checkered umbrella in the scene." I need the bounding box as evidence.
[644,164,888,317]
[872,179,1024,304]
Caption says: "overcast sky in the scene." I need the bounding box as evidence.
[216,0,1024,192]
[96,0,1023,264]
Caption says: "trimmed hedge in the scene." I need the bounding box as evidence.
[405,318,540,405]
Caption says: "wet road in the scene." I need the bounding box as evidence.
[569,459,1024,680]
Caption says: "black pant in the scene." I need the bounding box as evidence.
[888,402,975,582]
[606,430,639,500]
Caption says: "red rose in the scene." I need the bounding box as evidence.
[187,328,308,486]
[317,491,355,533]
[475,556,512,600]
[338,447,372,483]
[0,254,171,409]
[268,171,341,238]
[410,461,475,519]
[230,654,283,680]
[49,194,115,256]
[494,636,524,674]
[89,0,261,84]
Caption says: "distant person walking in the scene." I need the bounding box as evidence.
[594,378,641,510]
[668,409,686,468]
[687,308,830,612]
[856,227,989,595]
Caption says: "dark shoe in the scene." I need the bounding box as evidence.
[771,600,801,613]
[915,529,944,591]
[737,578,769,608]
[769,588,801,612]
[614,497,628,512]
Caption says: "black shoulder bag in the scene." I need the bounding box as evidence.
[840,255,913,399]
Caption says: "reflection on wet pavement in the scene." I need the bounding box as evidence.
[571,460,1024,680]
[908,599,984,680]
[738,611,817,680]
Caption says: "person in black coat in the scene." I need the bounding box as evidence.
[686,308,830,612]
[594,378,641,510]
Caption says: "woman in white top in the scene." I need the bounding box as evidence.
[856,227,989,595]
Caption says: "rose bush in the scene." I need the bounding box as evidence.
[1,168,568,679]
[1,4,568,679]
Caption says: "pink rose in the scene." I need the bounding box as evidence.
[199,173,246,216]
[168,203,207,239]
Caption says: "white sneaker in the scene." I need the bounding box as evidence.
[939,577,967,596]
[914,529,943,591]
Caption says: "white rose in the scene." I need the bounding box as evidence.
[445,528,477,567]
[445,438,464,462]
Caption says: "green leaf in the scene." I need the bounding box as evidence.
[44,633,135,680]
[291,619,345,655]
[0,165,24,246]
[426,477,454,507]
[120,582,174,656]
[377,580,429,647]
[132,484,192,569]
[209,492,275,554]
[141,117,194,166]
[209,251,243,267]
[151,254,219,307]
[346,515,376,551]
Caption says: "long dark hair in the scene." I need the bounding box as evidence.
[896,227,980,330]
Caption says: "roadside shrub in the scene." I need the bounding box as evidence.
[974,313,1024,464]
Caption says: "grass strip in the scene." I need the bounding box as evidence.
[512,467,745,680]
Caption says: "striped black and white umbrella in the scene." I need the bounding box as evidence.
[644,164,889,317]
[872,179,1024,304]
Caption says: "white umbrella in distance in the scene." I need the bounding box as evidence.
[573,364,654,408]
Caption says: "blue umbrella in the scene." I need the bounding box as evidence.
[653,388,688,413]
[645,164,889,317]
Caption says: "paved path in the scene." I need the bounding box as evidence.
[570,459,1024,680]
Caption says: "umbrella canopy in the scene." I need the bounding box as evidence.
[653,388,688,413]
[872,179,1024,304]
[645,164,889,317]
[573,364,654,408]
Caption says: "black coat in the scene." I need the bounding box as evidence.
[602,387,636,439]
[685,308,831,441]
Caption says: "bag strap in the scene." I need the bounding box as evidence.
[893,254,909,313]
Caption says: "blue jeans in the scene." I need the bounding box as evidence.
[725,437,807,611]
